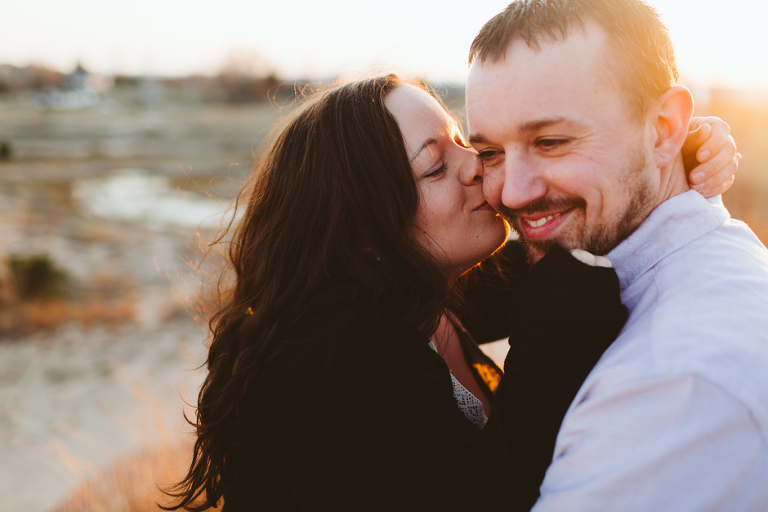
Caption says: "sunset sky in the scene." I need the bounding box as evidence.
[3,0,767,88]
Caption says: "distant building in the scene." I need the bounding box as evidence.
[68,62,89,90]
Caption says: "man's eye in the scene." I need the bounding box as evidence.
[477,150,501,162]
[536,138,568,149]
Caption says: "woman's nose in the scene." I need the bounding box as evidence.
[459,149,483,186]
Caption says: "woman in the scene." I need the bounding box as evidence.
[165,75,737,511]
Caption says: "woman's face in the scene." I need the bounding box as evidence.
[385,84,508,277]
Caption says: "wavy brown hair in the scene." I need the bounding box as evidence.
[163,74,451,510]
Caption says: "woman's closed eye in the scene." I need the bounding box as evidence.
[424,161,446,178]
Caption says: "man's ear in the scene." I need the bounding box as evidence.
[652,85,694,168]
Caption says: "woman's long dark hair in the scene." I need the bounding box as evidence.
[163,75,450,510]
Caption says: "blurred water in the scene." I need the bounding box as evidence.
[71,168,229,230]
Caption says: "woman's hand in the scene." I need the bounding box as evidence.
[570,249,612,268]
[682,116,740,198]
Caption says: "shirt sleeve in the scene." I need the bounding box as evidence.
[532,373,768,512]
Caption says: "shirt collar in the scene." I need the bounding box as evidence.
[606,191,730,291]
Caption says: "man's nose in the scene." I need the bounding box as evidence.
[499,156,548,211]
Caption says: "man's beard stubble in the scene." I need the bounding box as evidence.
[498,150,654,265]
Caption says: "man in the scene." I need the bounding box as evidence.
[465,0,768,510]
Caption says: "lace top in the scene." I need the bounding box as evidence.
[428,341,488,428]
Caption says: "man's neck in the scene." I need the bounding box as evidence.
[655,157,690,209]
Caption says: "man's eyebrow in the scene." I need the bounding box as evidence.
[469,117,570,145]
[409,138,437,163]
[468,133,487,145]
[518,117,569,134]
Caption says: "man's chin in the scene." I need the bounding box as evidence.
[520,237,557,265]
[508,221,559,264]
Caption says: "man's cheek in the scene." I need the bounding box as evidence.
[483,172,503,206]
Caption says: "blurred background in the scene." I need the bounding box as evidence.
[1,1,767,510]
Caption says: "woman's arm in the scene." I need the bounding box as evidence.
[475,245,628,512]
[453,239,529,344]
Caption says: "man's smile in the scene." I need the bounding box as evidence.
[523,212,563,228]
[516,208,575,240]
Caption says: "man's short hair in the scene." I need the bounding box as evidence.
[468,0,679,117]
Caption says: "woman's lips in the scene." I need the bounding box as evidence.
[474,202,495,212]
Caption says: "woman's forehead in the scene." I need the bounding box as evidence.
[386,85,456,152]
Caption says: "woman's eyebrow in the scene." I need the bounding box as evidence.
[410,138,437,163]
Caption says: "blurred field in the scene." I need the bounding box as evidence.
[696,88,768,242]
[0,79,766,511]
[0,82,277,511]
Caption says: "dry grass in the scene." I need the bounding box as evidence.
[0,298,137,338]
[0,260,139,338]
[723,181,768,248]
[50,441,222,512]
[45,364,218,512]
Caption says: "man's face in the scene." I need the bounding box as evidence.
[466,24,661,263]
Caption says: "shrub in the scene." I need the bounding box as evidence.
[7,254,68,300]
[0,140,11,161]
[0,255,138,338]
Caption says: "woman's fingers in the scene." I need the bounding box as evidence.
[683,121,712,159]
[689,131,737,179]
[692,152,741,197]
[693,116,730,163]
[570,249,613,268]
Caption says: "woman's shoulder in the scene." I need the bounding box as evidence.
[252,306,449,397]
[284,306,434,356]
[240,306,462,453]
[233,307,480,512]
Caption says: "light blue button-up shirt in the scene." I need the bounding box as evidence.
[533,191,768,511]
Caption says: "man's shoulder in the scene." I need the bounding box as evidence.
[682,215,768,266]
[633,216,768,353]
[654,216,768,303]
[594,221,768,427]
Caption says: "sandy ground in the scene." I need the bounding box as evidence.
[0,318,207,511]
[0,93,280,511]
[0,175,214,510]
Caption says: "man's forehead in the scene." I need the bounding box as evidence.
[470,17,603,66]
[467,24,618,113]
[466,47,636,144]
[486,23,608,71]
